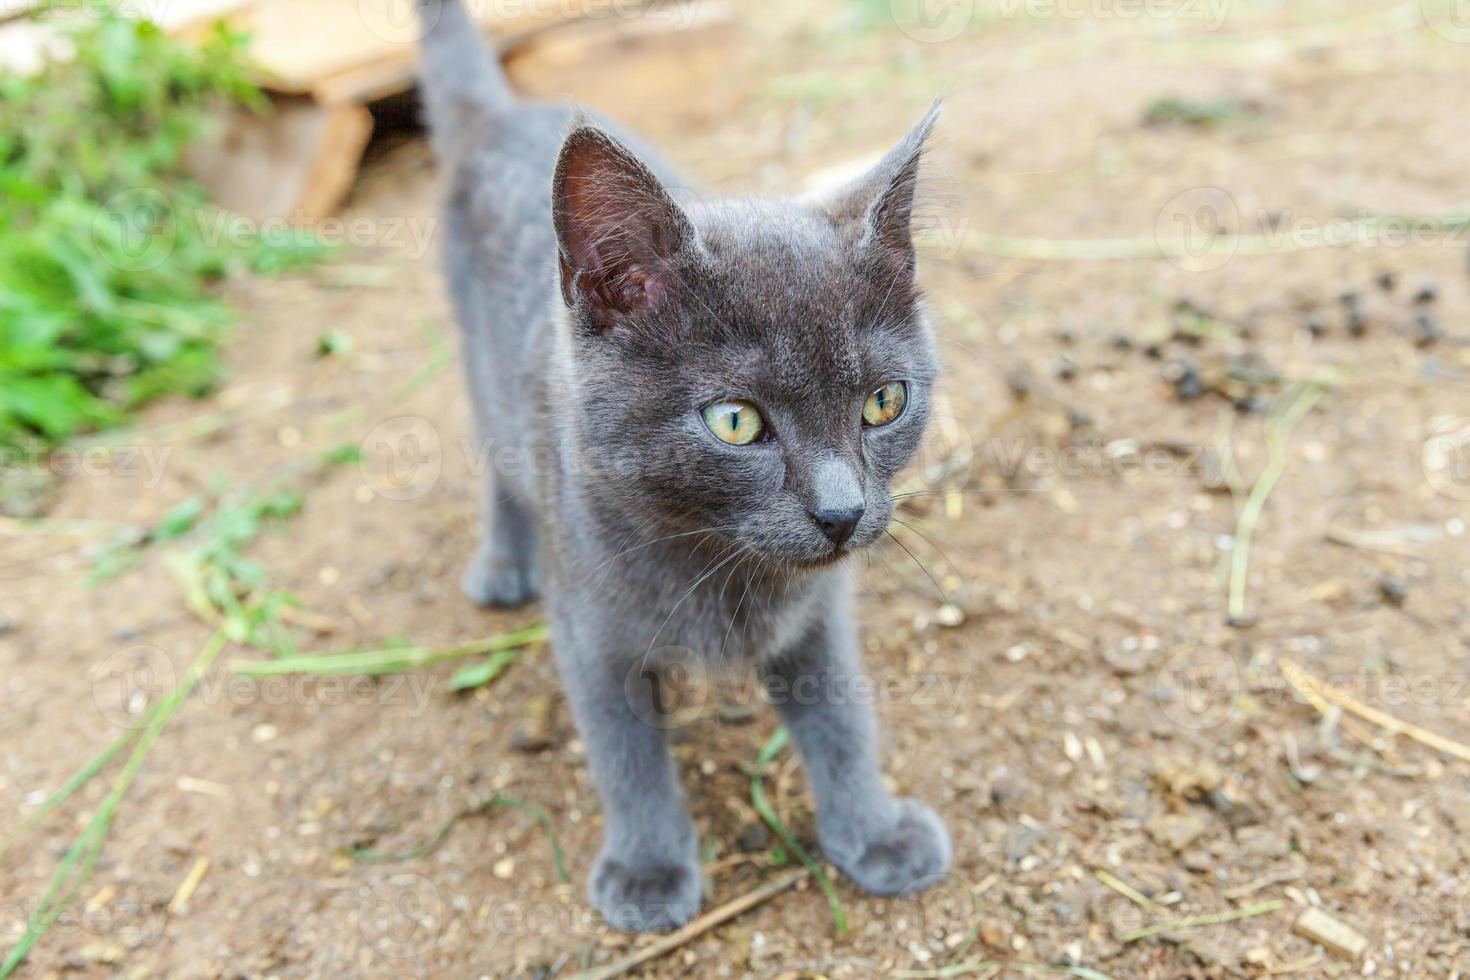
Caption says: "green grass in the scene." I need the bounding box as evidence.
[749,726,849,936]
[1142,96,1255,127]
[0,628,232,979]
[0,7,332,474]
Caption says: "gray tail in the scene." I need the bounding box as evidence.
[417,0,515,160]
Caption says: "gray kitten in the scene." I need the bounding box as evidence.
[418,0,951,932]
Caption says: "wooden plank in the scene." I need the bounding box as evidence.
[225,0,571,98]
[184,95,373,223]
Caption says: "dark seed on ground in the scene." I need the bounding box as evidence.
[737,823,770,852]
[1306,316,1327,338]
[1166,358,1206,400]
[1339,290,1361,309]
[1234,394,1267,414]
[1376,271,1396,292]
[1378,575,1407,606]
[1413,284,1438,305]
[1053,355,1077,381]
[1112,335,1134,351]
[0,617,13,636]
[1347,311,1367,337]
[1414,312,1442,348]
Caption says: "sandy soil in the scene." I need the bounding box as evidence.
[4,1,1470,977]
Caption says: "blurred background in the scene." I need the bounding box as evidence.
[3,0,1470,976]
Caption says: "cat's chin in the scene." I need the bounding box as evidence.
[776,546,859,572]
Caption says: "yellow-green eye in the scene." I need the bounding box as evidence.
[863,382,908,427]
[703,400,766,445]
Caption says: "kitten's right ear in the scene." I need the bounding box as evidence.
[552,125,692,332]
[819,101,940,279]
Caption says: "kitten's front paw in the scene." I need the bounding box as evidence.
[826,798,952,896]
[589,853,703,933]
[461,552,538,608]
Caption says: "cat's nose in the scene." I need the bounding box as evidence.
[811,506,863,546]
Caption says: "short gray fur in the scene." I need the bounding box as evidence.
[418,0,951,932]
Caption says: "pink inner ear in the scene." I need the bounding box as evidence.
[637,270,667,307]
[598,266,667,318]
[554,127,690,323]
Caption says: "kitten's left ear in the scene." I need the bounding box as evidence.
[821,101,940,276]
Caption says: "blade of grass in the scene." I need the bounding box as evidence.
[446,648,522,692]
[352,794,569,883]
[232,624,548,677]
[1228,382,1324,623]
[895,963,1114,980]
[1122,899,1285,943]
[0,725,136,862]
[0,628,230,978]
[749,726,848,937]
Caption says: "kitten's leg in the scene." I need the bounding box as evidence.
[762,615,951,895]
[558,640,702,931]
[462,489,539,607]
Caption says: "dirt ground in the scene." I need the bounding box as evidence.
[5,1,1470,977]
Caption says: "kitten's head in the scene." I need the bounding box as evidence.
[552,106,941,569]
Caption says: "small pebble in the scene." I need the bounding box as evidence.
[1347,310,1367,337]
[493,857,515,879]
[1052,355,1077,381]
[0,617,13,636]
[1413,283,1438,305]
[1306,315,1327,338]
[1376,271,1396,292]
[1378,575,1407,607]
